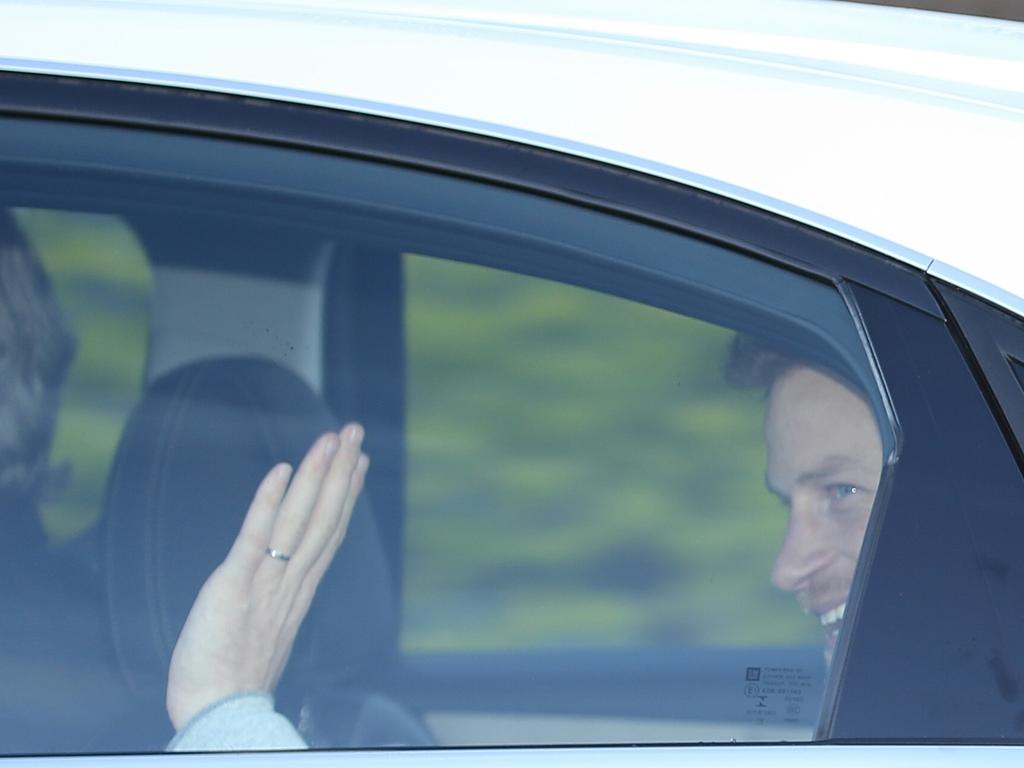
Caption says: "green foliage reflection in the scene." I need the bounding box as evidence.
[14,210,150,540]
[402,254,818,651]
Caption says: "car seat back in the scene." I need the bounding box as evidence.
[101,356,404,748]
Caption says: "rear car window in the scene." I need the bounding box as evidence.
[0,114,892,754]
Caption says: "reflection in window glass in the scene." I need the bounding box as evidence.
[0,116,890,753]
[403,254,807,652]
[13,210,151,540]
[400,254,887,744]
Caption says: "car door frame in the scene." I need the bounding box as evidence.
[3,69,1024,758]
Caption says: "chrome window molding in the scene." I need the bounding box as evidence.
[36,59,1024,328]
[927,260,1024,322]
[35,56,1024,328]
[0,55,936,280]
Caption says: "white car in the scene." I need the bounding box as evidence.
[1,0,1023,766]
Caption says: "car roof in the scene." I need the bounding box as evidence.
[2,0,1023,310]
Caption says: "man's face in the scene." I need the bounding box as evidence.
[764,365,883,662]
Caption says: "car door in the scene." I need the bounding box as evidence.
[1,71,1024,766]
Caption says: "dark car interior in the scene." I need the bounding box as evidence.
[0,114,899,754]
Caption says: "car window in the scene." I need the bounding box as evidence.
[0,114,893,755]
[400,254,856,745]
[402,254,798,654]
[13,210,151,541]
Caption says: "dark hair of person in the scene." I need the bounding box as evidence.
[0,210,75,506]
[726,331,869,404]
[724,333,801,394]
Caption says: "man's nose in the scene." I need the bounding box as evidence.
[771,500,829,593]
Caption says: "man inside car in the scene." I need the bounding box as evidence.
[727,336,884,664]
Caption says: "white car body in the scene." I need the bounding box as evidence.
[2,0,1023,310]
[2,2,1024,766]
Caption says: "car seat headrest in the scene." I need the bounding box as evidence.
[103,356,395,707]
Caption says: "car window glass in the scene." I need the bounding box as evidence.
[403,254,810,653]
[13,209,151,540]
[0,116,892,754]
[401,253,886,744]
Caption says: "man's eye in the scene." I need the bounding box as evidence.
[827,484,859,501]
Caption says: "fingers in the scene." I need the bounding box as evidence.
[306,452,368,585]
[226,422,367,600]
[257,430,367,690]
[288,424,365,571]
[224,462,293,574]
[280,451,368,642]
[265,431,344,560]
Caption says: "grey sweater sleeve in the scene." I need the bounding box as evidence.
[166,691,307,752]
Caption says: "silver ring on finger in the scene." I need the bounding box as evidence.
[265,547,292,562]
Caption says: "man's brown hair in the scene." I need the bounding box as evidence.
[725,333,800,393]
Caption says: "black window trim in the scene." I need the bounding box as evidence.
[0,70,940,320]
[932,282,1024,480]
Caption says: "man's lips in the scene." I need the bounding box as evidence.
[819,603,846,662]
[797,590,848,622]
